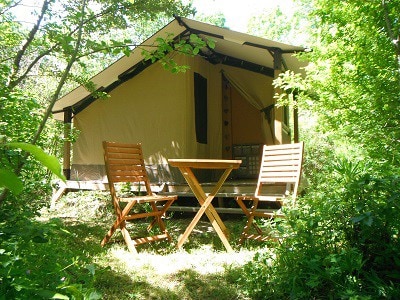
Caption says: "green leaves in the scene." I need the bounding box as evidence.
[7,142,66,181]
[351,211,373,227]
[0,169,23,195]
[0,142,65,195]
[141,32,215,73]
[269,0,400,171]
[35,290,69,299]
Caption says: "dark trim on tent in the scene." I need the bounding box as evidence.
[175,16,301,73]
[175,16,274,76]
[69,59,154,115]
[242,42,301,54]
[175,15,224,40]
[212,54,274,77]
[68,56,273,116]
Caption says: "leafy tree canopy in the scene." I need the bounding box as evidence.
[0,0,197,204]
[242,1,400,298]
[272,0,400,171]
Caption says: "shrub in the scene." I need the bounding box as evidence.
[239,157,400,299]
[0,210,102,299]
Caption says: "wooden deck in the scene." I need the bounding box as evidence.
[51,179,257,213]
[162,179,257,196]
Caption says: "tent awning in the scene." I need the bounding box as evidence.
[52,16,307,120]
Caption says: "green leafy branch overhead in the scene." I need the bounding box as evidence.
[141,33,215,73]
[0,0,197,204]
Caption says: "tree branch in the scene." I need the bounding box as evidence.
[8,46,56,89]
[381,0,399,55]
[9,0,50,85]
[30,0,87,147]
[0,0,22,16]
[381,0,395,41]
[6,1,135,91]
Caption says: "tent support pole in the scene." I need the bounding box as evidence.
[63,108,72,180]
[293,106,299,143]
[273,49,283,144]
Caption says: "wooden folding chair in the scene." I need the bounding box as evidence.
[236,142,304,244]
[101,141,177,253]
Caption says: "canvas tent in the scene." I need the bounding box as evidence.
[52,16,306,186]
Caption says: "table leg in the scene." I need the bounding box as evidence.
[177,167,233,252]
[180,167,228,234]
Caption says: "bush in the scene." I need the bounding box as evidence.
[0,209,102,299]
[239,156,400,299]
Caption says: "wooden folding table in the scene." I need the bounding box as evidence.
[168,159,242,252]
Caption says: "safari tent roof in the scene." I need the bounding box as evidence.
[52,16,306,120]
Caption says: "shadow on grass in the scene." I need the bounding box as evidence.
[109,216,260,254]
[172,268,247,300]
[87,216,258,299]
[94,269,183,300]
[44,193,263,299]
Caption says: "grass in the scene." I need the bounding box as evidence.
[39,191,268,299]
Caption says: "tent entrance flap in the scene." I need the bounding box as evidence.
[222,70,273,146]
[221,70,273,145]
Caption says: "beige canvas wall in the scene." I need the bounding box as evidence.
[71,54,223,181]
[186,55,223,160]
[70,54,274,181]
[222,65,273,105]
[231,86,265,144]
[73,57,187,165]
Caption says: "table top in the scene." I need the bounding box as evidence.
[168,159,242,169]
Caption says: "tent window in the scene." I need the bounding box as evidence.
[194,72,208,144]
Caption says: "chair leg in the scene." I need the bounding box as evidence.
[120,225,137,254]
[101,216,124,247]
[101,201,136,249]
[238,198,260,245]
[236,197,251,245]
[102,198,175,253]
[149,201,173,241]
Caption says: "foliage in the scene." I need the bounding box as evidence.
[0,1,204,298]
[240,0,400,298]
[240,148,400,299]
[0,142,65,193]
[247,3,312,46]
[142,32,215,73]
[279,0,400,168]
[0,190,259,300]
[0,210,102,299]
[0,143,62,196]
[194,12,226,28]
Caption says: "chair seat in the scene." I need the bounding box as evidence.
[118,194,177,203]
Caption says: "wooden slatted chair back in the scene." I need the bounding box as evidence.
[255,142,304,200]
[103,141,152,195]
